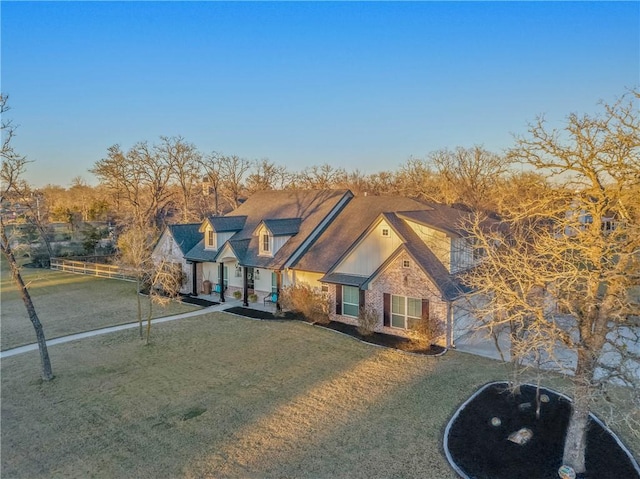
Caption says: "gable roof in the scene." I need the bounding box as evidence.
[166,223,203,255]
[292,195,428,273]
[256,218,302,236]
[191,189,351,269]
[201,215,247,233]
[377,213,470,300]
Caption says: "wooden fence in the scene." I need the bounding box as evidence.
[50,258,137,282]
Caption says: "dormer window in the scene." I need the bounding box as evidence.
[262,233,270,252]
[207,230,216,249]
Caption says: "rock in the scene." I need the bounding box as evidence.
[508,427,533,445]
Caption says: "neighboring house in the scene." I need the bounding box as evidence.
[151,223,202,294]
[156,189,486,347]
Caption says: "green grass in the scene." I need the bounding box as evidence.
[0,260,199,350]
[2,312,637,478]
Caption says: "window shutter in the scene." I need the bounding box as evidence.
[336,285,342,315]
[422,299,430,321]
[359,289,365,310]
[383,293,390,327]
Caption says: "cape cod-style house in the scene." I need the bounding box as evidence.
[155,189,484,347]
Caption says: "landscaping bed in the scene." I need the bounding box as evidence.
[444,382,640,479]
[224,306,445,355]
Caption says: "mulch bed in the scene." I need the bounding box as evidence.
[445,382,640,479]
[224,306,445,356]
[179,294,219,307]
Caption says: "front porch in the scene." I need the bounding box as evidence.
[190,291,279,314]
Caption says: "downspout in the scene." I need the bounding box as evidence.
[218,262,225,303]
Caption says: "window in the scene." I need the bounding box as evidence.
[342,285,360,317]
[223,265,229,289]
[391,295,421,329]
[207,230,215,248]
[382,228,390,237]
[262,233,270,252]
[271,272,278,293]
[402,259,410,268]
[235,266,242,277]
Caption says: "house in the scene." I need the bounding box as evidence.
[157,190,486,347]
[151,223,202,294]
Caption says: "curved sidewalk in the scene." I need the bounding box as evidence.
[0,302,232,360]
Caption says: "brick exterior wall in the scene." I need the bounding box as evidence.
[329,251,448,345]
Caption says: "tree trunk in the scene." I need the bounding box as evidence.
[146,295,153,345]
[136,277,143,339]
[1,222,54,380]
[562,381,591,472]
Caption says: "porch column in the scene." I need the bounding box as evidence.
[243,266,249,307]
[276,270,282,311]
[218,262,225,303]
[191,262,198,296]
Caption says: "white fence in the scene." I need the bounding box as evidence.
[50,258,137,282]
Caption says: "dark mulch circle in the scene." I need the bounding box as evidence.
[224,306,445,356]
[444,382,640,479]
[179,294,219,307]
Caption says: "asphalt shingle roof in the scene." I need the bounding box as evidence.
[208,215,247,232]
[201,189,352,269]
[167,223,203,255]
[261,218,302,236]
[292,196,428,273]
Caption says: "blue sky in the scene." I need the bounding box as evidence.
[2,1,638,187]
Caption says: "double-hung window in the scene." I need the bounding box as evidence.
[207,230,215,248]
[342,286,360,317]
[261,233,270,254]
[391,295,422,329]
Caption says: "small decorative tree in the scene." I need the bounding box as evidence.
[143,260,183,345]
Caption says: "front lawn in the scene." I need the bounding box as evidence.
[0,263,199,350]
[1,312,515,479]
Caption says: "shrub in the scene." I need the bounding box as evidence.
[248,293,258,303]
[407,316,445,350]
[357,304,379,336]
[279,283,331,324]
[232,290,242,299]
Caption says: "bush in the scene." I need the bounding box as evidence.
[407,316,445,349]
[232,290,242,299]
[357,304,379,336]
[248,293,258,303]
[279,283,331,324]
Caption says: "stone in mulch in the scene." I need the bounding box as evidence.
[223,306,445,356]
[444,382,640,479]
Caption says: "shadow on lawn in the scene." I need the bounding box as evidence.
[224,306,446,356]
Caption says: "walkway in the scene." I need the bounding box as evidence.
[0,299,250,359]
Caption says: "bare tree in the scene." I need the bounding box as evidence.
[295,163,345,190]
[117,225,156,339]
[463,92,640,474]
[394,157,445,202]
[0,94,53,380]
[159,136,202,222]
[218,154,251,209]
[245,159,291,194]
[143,259,183,345]
[92,140,174,229]
[200,152,224,216]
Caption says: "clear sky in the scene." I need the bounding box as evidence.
[2,1,638,188]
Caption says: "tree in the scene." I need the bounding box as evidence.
[218,154,251,209]
[117,225,156,339]
[245,159,291,194]
[160,136,203,222]
[428,146,510,211]
[0,94,54,380]
[463,92,640,473]
[143,259,183,345]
